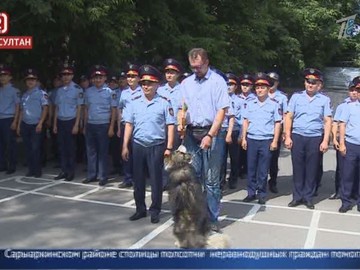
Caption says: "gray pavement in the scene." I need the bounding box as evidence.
[0,147,360,249]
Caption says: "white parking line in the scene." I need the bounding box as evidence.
[0,182,62,204]
[73,187,100,199]
[304,211,321,248]
[242,204,261,222]
[128,218,174,249]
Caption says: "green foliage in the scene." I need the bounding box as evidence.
[1,0,359,86]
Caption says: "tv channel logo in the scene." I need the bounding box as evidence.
[0,12,9,35]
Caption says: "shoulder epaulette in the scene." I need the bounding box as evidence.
[293,90,303,95]
[278,90,288,96]
[159,95,170,102]
[74,84,81,89]
[131,94,141,101]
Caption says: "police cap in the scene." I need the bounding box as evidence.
[90,65,107,78]
[254,72,273,87]
[239,74,254,85]
[225,72,240,85]
[303,68,323,83]
[351,76,360,89]
[139,65,162,83]
[24,68,39,80]
[60,63,75,75]
[0,64,12,75]
[127,64,140,76]
[163,58,183,73]
[268,72,280,82]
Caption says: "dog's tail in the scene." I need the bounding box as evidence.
[206,233,230,249]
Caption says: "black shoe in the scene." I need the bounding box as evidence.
[54,172,67,180]
[118,181,132,188]
[269,184,278,194]
[288,200,302,207]
[65,174,74,181]
[5,169,16,175]
[243,195,256,203]
[82,178,97,184]
[329,193,340,200]
[228,182,237,190]
[339,205,353,213]
[25,171,34,177]
[0,167,7,172]
[304,201,315,210]
[99,179,107,186]
[151,214,160,224]
[129,212,147,221]
[258,198,266,205]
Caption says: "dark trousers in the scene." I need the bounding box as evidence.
[291,134,322,203]
[21,122,42,175]
[334,149,343,195]
[247,138,272,199]
[121,123,133,184]
[221,130,240,187]
[341,142,360,207]
[132,142,164,215]
[57,119,76,176]
[86,123,109,181]
[0,118,17,171]
[269,135,282,186]
[239,146,247,176]
[110,124,122,174]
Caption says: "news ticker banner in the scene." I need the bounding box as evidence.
[1,249,360,269]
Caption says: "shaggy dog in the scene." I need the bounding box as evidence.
[164,146,230,249]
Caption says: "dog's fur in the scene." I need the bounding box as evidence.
[164,146,230,249]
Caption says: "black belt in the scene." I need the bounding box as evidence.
[187,125,212,130]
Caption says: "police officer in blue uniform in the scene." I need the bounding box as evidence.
[178,48,230,232]
[285,68,332,209]
[17,69,49,177]
[122,65,175,223]
[222,73,243,189]
[338,76,360,213]
[241,73,282,204]
[53,64,84,181]
[0,65,20,174]
[238,74,256,178]
[267,72,288,193]
[117,64,142,188]
[82,65,117,186]
[108,74,122,175]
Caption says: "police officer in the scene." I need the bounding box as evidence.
[222,73,243,189]
[122,65,175,223]
[108,74,122,175]
[157,58,183,150]
[17,69,49,177]
[178,48,230,232]
[238,74,256,178]
[330,81,358,200]
[118,71,128,91]
[267,72,288,193]
[241,73,282,204]
[0,65,20,174]
[338,76,360,213]
[82,65,117,186]
[53,64,84,181]
[285,68,332,209]
[117,64,142,188]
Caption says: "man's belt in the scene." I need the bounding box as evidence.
[187,125,212,130]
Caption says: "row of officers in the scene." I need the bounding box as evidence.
[0,48,359,229]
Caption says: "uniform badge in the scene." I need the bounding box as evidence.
[144,66,149,72]
[309,68,315,74]
[169,107,174,116]
[244,103,247,109]
[278,108,283,115]
[79,92,84,98]
[112,93,117,99]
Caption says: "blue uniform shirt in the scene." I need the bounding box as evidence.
[287,90,332,137]
[48,88,58,106]
[85,84,117,124]
[157,82,181,118]
[123,93,175,147]
[55,81,84,120]
[222,93,242,131]
[21,87,49,125]
[333,97,351,122]
[180,69,230,127]
[238,92,256,124]
[269,89,288,118]
[0,83,21,119]
[243,97,282,140]
[118,85,142,123]
[338,100,360,145]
